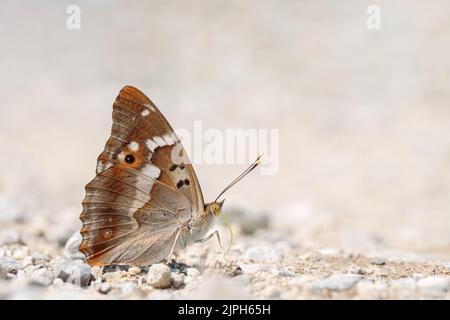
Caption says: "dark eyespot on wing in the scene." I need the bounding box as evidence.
[125,154,135,164]
[176,180,184,188]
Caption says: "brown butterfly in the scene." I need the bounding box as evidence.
[79,86,261,266]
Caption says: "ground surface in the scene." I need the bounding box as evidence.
[1,209,449,299]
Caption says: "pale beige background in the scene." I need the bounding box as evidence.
[0,1,449,257]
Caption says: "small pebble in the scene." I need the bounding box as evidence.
[207,254,242,277]
[128,266,141,275]
[172,272,185,288]
[117,281,139,295]
[146,264,172,289]
[0,256,21,274]
[31,268,55,286]
[63,232,85,260]
[54,259,92,287]
[370,257,386,266]
[186,267,200,278]
[31,252,46,262]
[16,269,26,278]
[348,265,364,275]
[99,282,111,294]
[91,266,103,282]
[308,274,362,292]
[21,256,35,268]
[12,249,28,260]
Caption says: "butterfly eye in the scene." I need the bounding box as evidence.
[212,204,221,216]
[125,154,135,164]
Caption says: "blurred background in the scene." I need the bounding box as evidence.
[0,1,449,258]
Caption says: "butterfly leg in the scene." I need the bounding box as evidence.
[165,228,181,265]
[195,230,222,252]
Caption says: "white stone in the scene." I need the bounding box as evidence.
[63,231,85,260]
[172,272,185,288]
[186,267,200,278]
[146,264,172,289]
[128,266,141,275]
[31,268,55,286]
[91,266,103,282]
[54,259,92,287]
[117,281,139,295]
[21,256,35,268]
[0,256,21,274]
[308,274,362,292]
[99,282,111,294]
[347,265,364,275]
[12,249,28,260]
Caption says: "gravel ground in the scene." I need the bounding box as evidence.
[1,207,449,300]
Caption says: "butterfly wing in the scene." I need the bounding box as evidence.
[79,86,204,266]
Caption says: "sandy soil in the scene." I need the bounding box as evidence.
[1,207,449,299]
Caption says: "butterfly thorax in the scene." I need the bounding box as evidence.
[188,201,223,241]
[188,206,214,241]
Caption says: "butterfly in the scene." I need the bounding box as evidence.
[79,86,261,266]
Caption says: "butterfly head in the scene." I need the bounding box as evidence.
[206,199,225,217]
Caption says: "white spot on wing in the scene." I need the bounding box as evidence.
[162,133,176,145]
[145,139,158,153]
[142,164,161,179]
[141,109,150,117]
[153,136,167,147]
[117,152,126,161]
[128,141,139,152]
[96,161,112,173]
[144,103,156,112]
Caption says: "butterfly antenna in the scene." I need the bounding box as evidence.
[214,154,263,203]
[221,213,234,254]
